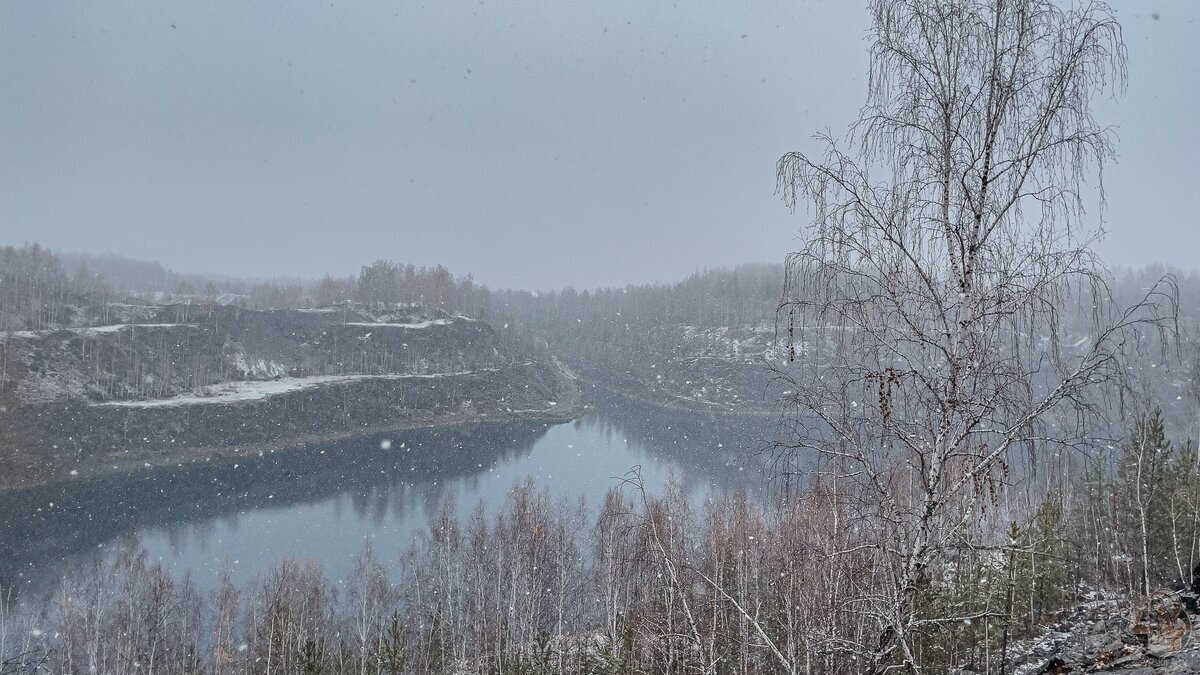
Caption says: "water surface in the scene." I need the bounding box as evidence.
[0,394,773,596]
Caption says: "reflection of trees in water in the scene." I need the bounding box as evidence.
[1,396,773,599]
[0,420,550,596]
[582,389,774,494]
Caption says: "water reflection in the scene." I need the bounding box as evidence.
[0,392,771,595]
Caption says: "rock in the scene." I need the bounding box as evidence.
[1147,643,1175,659]
[0,304,584,490]
[1102,646,1146,670]
[1181,592,1200,615]
[996,587,1200,674]
[1159,649,1200,674]
[1036,656,1071,674]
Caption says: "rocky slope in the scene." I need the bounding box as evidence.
[0,303,580,490]
[561,323,786,415]
[997,589,1200,674]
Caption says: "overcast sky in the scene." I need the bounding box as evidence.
[1,1,1196,290]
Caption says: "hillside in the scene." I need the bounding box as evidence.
[494,264,787,414]
[0,302,580,490]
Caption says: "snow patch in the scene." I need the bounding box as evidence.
[76,323,189,336]
[344,319,453,329]
[95,371,488,408]
[1,323,190,341]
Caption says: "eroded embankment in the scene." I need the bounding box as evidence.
[1,366,577,489]
[0,304,581,490]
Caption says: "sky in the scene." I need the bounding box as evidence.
[0,1,1196,291]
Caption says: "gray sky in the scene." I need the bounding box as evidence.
[1,1,1196,290]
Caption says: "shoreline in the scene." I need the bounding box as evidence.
[580,378,779,419]
[0,404,583,494]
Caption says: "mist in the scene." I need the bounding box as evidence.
[2,1,1195,290]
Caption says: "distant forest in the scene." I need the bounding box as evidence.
[8,242,1196,329]
[4,241,1200,420]
[0,244,784,330]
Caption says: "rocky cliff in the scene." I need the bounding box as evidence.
[0,303,580,490]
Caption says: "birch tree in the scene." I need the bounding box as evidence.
[775,0,1175,671]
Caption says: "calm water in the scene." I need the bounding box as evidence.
[0,393,774,596]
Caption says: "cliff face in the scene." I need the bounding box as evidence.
[0,304,580,490]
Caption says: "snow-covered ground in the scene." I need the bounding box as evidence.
[344,319,454,329]
[95,370,490,408]
[75,323,187,336]
[1,323,190,340]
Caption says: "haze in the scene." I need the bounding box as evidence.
[1,0,1196,290]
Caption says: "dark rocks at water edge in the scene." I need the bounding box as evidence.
[0,302,581,489]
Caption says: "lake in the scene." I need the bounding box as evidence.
[0,393,776,598]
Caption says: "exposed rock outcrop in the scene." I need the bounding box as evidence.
[1002,590,1200,674]
[0,303,581,490]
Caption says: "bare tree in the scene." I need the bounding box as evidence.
[775,0,1175,671]
[347,542,394,675]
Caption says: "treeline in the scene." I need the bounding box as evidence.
[494,263,783,334]
[58,252,226,298]
[0,245,492,331]
[0,246,791,411]
[0,244,73,330]
[11,243,1195,338]
[1,245,783,334]
[488,265,787,411]
[1080,409,1200,596]
[499,263,1200,417]
[2,409,1200,673]
[3,477,889,675]
[6,243,1200,418]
